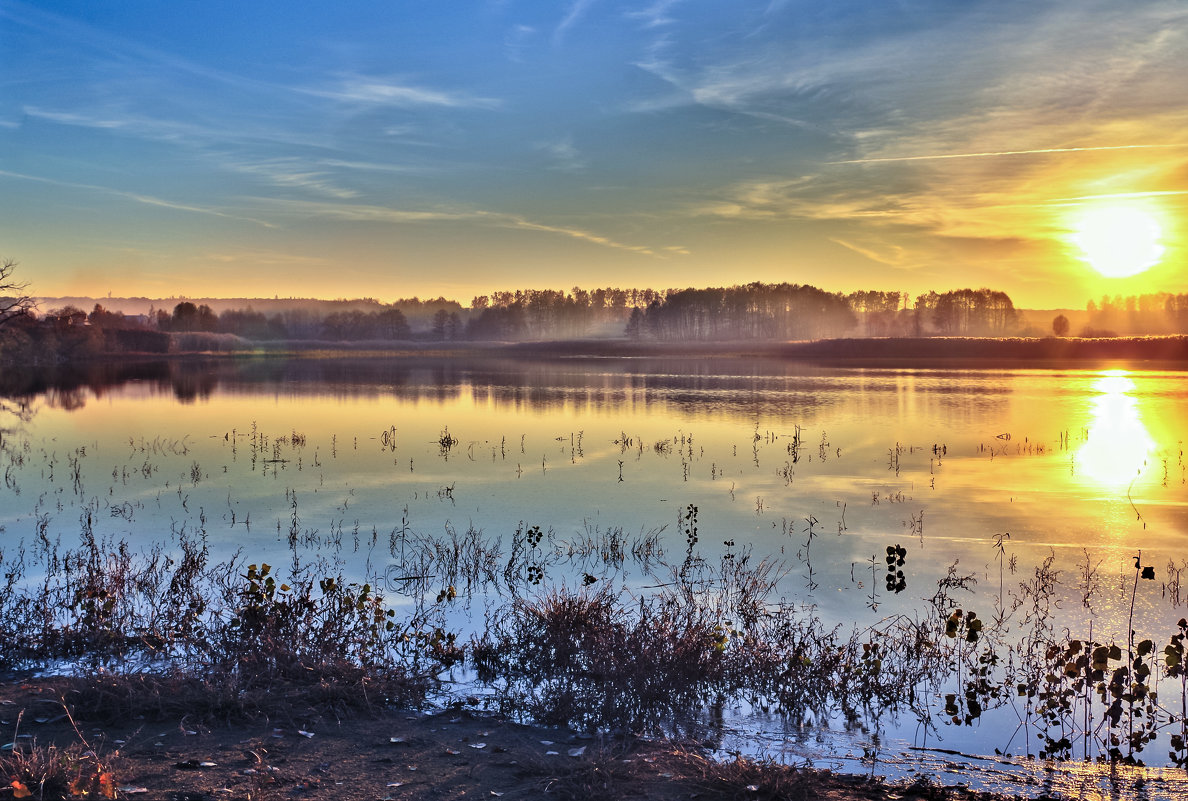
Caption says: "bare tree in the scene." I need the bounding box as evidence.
[0,258,35,329]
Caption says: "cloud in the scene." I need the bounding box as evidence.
[660,1,1188,283]
[536,136,586,172]
[829,238,906,267]
[319,159,423,174]
[22,102,330,151]
[252,197,677,257]
[2,1,276,98]
[554,0,597,45]
[625,0,684,29]
[504,24,537,62]
[22,107,128,129]
[503,217,658,256]
[828,143,1188,165]
[225,158,361,199]
[0,169,276,227]
[307,76,500,109]
[252,198,480,224]
[202,250,330,267]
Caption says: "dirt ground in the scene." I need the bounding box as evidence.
[1,680,1011,801]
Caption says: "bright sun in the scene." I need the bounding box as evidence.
[1070,204,1164,278]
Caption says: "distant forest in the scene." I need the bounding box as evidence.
[1083,293,1188,336]
[5,283,1188,363]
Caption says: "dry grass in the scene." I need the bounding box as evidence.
[0,710,120,801]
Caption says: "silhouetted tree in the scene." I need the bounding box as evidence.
[432,308,451,340]
[1052,314,1070,337]
[624,307,644,339]
[374,308,411,340]
[0,258,35,331]
[169,302,218,332]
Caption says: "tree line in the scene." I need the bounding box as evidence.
[2,279,1032,366]
[464,284,1020,341]
[1083,293,1188,337]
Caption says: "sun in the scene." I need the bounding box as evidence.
[1069,203,1164,278]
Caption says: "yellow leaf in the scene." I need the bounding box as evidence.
[99,772,117,799]
[11,780,32,799]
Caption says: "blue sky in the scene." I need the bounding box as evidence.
[2,0,1186,306]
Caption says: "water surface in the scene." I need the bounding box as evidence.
[2,356,1187,793]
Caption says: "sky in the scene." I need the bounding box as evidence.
[1,0,1186,308]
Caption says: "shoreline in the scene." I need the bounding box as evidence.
[0,677,1017,801]
[19,333,1188,366]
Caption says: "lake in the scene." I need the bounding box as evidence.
[2,355,1187,795]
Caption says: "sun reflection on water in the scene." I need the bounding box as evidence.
[1077,370,1155,491]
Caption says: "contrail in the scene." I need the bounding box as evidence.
[828,143,1188,165]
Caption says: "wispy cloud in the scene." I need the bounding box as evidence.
[626,0,684,29]
[306,76,500,109]
[504,24,537,62]
[253,198,480,224]
[829,238,905,267]
[22,103,331,151]
[536,136,586,172]
[504,217,659,256]
[225,158,360,199]
[555,0,597,45]
[253,198,676,257]
[21,107,129,129]
[830,144,1188,166]
[0,169,276,227]
[203,250,330,266]
[1,1,279,98]
[319,159,423,174]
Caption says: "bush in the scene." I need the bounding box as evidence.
[472,587,730,732]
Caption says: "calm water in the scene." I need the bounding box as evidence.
[3,356,1187,794]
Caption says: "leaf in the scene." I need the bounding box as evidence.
[100,772,117,800]
[11,781,31,799]
[1141,566,1156,580]
[567,746,587,757]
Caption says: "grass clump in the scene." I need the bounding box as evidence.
[473,586,730,732]
[2,741,116,801]
[1,710,118,801]
[0,533,461,724]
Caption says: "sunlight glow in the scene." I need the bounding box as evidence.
[1069,203,1164,278]
[1076,371,1155,491]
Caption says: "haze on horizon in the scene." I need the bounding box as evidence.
[1,0,1186,309]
